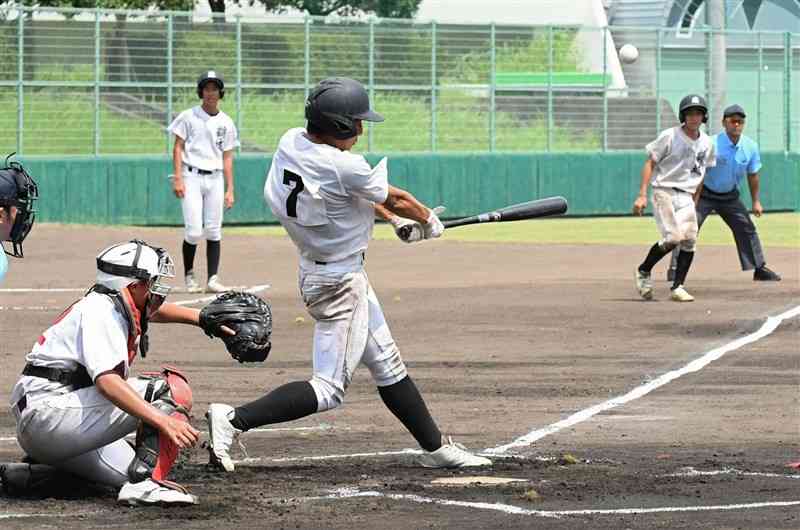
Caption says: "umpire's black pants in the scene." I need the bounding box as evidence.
[669,187,766,273]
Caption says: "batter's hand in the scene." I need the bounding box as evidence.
[423,206,445,239]
[172,176,185,199]
[390,216,423,243]
[225,190,235,209]
[159,415,200,449]
[633,196,647,216]
[752,200,763,217]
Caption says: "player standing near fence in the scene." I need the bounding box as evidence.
[168,70,238,293]
[205,77,491,472]
[633,94,716,302]
[665,104,781,283]
[0,155,38,284]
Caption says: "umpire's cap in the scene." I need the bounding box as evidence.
[305,77,384,139]
[678,94,708,123]
[197,70,225,99]
[723,104,746,118]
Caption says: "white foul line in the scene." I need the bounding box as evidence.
[299,488,800,518]
[485,304,800,455]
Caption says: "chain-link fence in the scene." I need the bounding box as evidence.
[0,6,797,155]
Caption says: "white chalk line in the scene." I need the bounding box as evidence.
[296,487,800,519]
[667,467,800,480]
[0,511,104,520]
[0,284,270,311]
[486,304,800,455]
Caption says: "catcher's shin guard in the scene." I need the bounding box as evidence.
[128,366,193,483]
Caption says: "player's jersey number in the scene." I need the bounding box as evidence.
[283,169,304,218]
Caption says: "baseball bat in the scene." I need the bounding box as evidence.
[397,196,568,239]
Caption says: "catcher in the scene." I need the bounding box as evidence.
[2,240,270,505]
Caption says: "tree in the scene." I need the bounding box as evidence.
[258,0,422,18]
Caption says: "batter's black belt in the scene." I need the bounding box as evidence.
[314,252,365,266]
[185,164,214,175]
[21,363,93,390]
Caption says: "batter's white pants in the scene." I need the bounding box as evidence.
[652,187,698,252]
[181,166,224,244]
[11,377,152,487]
[298,254,408,412]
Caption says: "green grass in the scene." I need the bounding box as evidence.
[228,212,799,248]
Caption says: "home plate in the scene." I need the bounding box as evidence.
[431,476,527,486]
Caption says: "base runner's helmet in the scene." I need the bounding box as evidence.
[679,94,708,124]
[305,77,384,139]
[96,240,175,305]
[197,70,225,99]
[0,154,39,258]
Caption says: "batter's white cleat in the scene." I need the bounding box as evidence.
[206,403,241,472]
[117,479,198,506]
[185,272,202,293]
[206,275,229,293]
[635,269,653,300]
[670,285,695,302]
[418,436,492,468]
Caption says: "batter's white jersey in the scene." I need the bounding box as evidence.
[646,126,716,193]
[10,292,132,406]
[264,128,389,263]
[168,106,239,171]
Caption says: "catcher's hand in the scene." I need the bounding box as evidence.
[199,291,273,363]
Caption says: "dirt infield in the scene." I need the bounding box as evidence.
[1,224,798,529]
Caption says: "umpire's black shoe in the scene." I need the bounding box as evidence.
[753,266,781,281]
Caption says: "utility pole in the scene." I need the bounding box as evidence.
[707,0,727,134]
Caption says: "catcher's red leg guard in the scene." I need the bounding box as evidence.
[128,367,193,483]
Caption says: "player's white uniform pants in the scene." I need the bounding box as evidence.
[652,187,698,252]
[11,377,152,487]
[298,253,408,412]
[181,166,224,244]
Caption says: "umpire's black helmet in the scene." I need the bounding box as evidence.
[305,77,384,139]
[678,94,708,123]
[0,154,39,258]
[197,70,225,99]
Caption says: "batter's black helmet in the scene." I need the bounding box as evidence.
[197,70,225,99]
[678,94,708,123]
[0,154,39,258]
[305,77,384,139]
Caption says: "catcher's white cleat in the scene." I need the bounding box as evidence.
[670,285,695,302]
[635,268,653,300]
[206,275,229,293]
[418,436,492,468]
[117,479,198,506]
[206,403,241,472]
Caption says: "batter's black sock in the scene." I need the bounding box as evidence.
[231,381,318,431]
[182,241,197,276]
[639,242,671,273]
[207,240,221,278]
[378,376,442,452]
[672,250,695,290]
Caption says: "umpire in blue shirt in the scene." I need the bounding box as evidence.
[668,104,780,282]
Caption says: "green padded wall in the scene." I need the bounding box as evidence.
[19,152,799,225]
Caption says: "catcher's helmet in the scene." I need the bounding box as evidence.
[0,154,39,258]
[305,77,384,139]
[96,239,175,296]
[197,70,225,99]
[678,94,708,124]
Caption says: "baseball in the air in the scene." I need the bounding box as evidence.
[619,44,639,64]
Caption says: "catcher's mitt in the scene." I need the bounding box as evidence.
[199,291,272,363]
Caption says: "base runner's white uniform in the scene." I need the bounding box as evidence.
[10,293,157,486]
[646,126,716,251]
[264,127,407,411]
[168,106,239,244]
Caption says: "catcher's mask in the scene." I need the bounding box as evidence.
[0,153,39,258]
[197,70,225,99]
[305,77,384,140]
[96,239,175,314]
